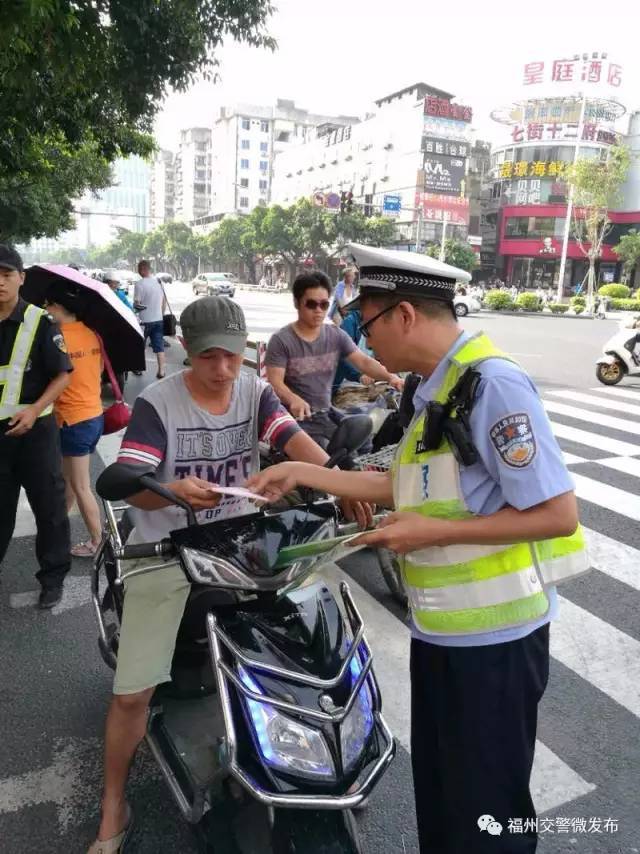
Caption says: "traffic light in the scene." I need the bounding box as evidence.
[340,191,348,214]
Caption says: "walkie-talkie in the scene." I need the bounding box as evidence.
[415,368,481,465]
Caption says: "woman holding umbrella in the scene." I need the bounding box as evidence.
[45,283,104,557]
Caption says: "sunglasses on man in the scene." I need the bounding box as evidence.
[303,298,331,311]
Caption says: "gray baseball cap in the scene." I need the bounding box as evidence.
[180,296,247,356]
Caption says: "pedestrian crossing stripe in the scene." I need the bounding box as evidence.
[545,399,640,437]
[589,385,640,401]
[547,389,640,418]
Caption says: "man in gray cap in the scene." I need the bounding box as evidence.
[88,296,371,852]
[249,244,586,854]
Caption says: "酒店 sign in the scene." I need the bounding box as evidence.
[522,54,622,88]
[424,97,473,122]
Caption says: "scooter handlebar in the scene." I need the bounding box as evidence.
[117,540,174,560]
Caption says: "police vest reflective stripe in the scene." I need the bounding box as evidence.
[392,331,589,636]
[0,304,53,420]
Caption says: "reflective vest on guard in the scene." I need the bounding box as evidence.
[392,332,589,636]
[0,304,53,421]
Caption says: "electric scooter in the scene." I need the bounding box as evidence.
[92,416,395,853]
[595,317,640,385]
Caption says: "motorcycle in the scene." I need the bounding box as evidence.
[92,415,395,854]
[595,317,640,386]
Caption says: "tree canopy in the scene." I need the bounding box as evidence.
[613,229,640,284]
[424,239,478,273]
[41,200,398,282]
[0,0,275,242]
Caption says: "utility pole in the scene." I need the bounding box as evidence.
[439,218,448,262]
[556,92,587,303]
[415,205,423,252]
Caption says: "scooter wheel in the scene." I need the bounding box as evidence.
[271,809,363,854]
[596,361,625,385]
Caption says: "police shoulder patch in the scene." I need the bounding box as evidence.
[489,412,536,468]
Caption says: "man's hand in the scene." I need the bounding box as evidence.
[168,476,223,510]
[340,498,374,529]
[349,511,451,554]
[389,374,405,392]
[288,395,312,420]
[360,375,375,387]
[247,463,303,503]
[6,405,39,437]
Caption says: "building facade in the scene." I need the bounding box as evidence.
[207,99,357,224]
[271,83,478,251]
[482,53,638,293]
[150,149,175,226]
[174,128,212,223]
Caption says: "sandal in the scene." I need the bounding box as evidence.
[87,805,134,854]
[71,540,99,558]
[156,372,166,379]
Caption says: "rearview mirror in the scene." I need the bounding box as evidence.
[325,414,373,468]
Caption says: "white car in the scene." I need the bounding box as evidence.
[453,294,482,317]
[192,272,236,298]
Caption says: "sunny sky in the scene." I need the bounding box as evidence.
[154,0,640,151]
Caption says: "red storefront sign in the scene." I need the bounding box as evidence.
[424,97,472,123]
[415,193,470,225]
[522,57,622,87]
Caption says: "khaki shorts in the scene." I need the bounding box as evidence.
[113,559,190,695]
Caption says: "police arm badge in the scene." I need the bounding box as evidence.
[489,413,536,468]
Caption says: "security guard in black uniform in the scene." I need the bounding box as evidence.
[0,245,73,608]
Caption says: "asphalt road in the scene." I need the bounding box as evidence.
[0,299,638,853]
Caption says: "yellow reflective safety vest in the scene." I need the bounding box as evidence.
[0,303,53,421]
[392,332,589,636]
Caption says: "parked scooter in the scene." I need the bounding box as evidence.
[92,416,395,853]
[595,317,640,385]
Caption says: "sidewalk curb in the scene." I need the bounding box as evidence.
[479,309,634,321]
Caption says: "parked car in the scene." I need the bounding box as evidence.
[453,294,482,317]
[191,272,236,297]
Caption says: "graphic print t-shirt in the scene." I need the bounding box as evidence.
[265,324,357,411]
[117,371,299,543]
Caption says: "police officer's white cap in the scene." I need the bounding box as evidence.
[344,243,471,308]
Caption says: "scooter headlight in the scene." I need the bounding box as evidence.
[340,650,375,772]
[238,666,335,780]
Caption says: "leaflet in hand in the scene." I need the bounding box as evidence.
[207,485,268,503]
[274,532,366,568]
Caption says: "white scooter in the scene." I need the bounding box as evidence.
[595,317,640,385]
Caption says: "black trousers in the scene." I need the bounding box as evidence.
[0,414,71,590]
[410,625,550,854]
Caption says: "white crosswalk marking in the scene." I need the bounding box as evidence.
[544,399,640,436]
[596,455,640,480]
[549,421,640,457]
[546,389,640,417]
[572,472,640,521]
[583,527,640,592]
[590,385,640,400]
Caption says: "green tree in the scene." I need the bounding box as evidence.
[613,228,640,284]
[0,0,274,242]
[565,144,631,309]
[209,208,268,283]
[424,239,478,273]
[114,230,147,268]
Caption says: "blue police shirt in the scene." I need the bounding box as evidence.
[411,330,574,647]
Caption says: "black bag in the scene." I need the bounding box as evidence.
[163,313,176,337]
[160,281,177,337]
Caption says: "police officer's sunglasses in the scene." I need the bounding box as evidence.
[358,303,399,339]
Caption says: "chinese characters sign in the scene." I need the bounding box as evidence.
[422,136,469,158]
[510,122,617,144]
[523,56,622,87]
[422,156,465,196]
[424,97,473,123]
[501,178,568,205]
[499,161,568,179]
[414,193,470,225]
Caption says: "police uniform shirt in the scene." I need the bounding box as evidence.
[411,329,574,648]
[0,298,73,420]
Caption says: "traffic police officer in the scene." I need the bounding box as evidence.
[248,243,588,854]
[0,245,73,608]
